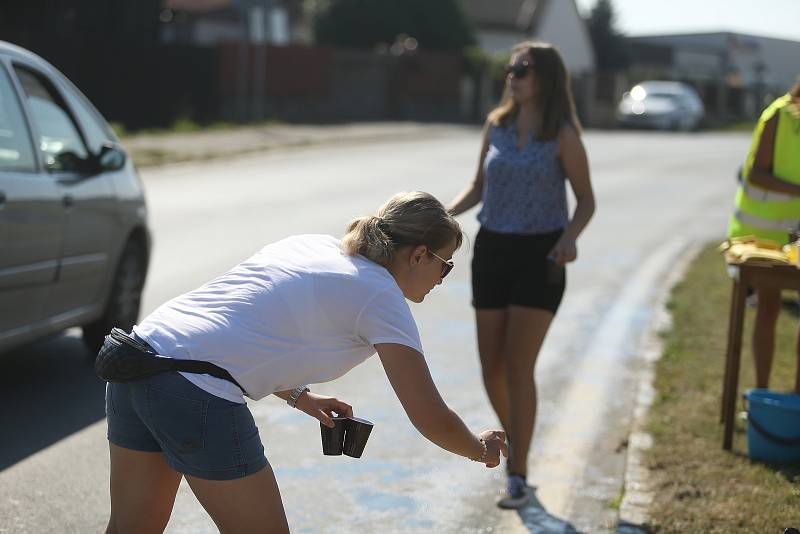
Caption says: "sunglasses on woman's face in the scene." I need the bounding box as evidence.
[428,250,454,279]
[504,60,533,79]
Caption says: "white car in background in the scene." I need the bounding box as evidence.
[616,81,705,131]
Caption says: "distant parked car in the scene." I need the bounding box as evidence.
[616,81,705,131]
[0,41,150,355]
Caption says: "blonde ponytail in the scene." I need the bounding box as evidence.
[341,191,462,266]
[341,215,395,266]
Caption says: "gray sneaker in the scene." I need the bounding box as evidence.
[497,474,529,509]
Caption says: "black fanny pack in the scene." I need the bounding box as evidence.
[95,328,246,394]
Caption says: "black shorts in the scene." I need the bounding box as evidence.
[471,227,566,313]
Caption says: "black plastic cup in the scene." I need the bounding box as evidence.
[342,416,374,458]
[320,417,348,455]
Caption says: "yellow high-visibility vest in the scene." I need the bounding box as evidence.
[728,94,800,245]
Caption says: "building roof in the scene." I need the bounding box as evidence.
[629,31,800,47]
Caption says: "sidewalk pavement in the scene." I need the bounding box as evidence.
[121,121,476,167]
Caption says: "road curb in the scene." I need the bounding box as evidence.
[122,122,477,168]
[616,240,704,532]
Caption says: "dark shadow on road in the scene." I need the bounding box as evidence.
[0,332,106,471]
[516,487,580,533]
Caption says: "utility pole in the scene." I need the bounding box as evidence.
[249,1,268,121]
[236,9,249,122]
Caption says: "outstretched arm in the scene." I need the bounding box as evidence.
[447,121,492,216]
[376,342,507,467]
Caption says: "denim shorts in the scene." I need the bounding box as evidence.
[105,371,269,480]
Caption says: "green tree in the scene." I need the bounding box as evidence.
[587,0,629,71]
[311,0,475,51]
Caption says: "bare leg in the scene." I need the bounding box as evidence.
[105,443,182,534]
[185,464,289,534]
[753,288,780,389]
[504,306,554,477]
[476,308,510,432]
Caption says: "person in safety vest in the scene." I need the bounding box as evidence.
[727,79,800,393]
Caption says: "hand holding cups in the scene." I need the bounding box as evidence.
[320,417,349,455]
[320,416,374,458]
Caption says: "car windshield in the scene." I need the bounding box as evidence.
[645,92,680,100]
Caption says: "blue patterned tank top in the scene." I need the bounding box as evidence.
[477,123,568,234]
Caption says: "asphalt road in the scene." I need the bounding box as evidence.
[0,127,747,533]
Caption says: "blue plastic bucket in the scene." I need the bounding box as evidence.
[744,389,800,463]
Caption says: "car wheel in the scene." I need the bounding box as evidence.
[83,239,146,355]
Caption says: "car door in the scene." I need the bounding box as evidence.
[11,62,115,320]
[0,59,64,339]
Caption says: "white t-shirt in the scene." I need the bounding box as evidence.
[133,234,423,403]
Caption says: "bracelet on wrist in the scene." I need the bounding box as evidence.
[470,438,488,463]
[287,385,309,408]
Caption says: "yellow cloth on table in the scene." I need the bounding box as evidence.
[719,236,792,265]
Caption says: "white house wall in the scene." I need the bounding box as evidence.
[533,0,595,74]
[477,30,530,57]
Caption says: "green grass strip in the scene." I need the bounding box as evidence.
[645,244,800,532]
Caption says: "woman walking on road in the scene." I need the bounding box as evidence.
[102,191,507,534]
[727,79,800,393]
[447,41,596,509]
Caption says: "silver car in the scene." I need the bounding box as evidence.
[0,41,150,354]
[616,80,705,131]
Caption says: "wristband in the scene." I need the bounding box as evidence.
[287,385,309,408]
[470,438,488,463]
